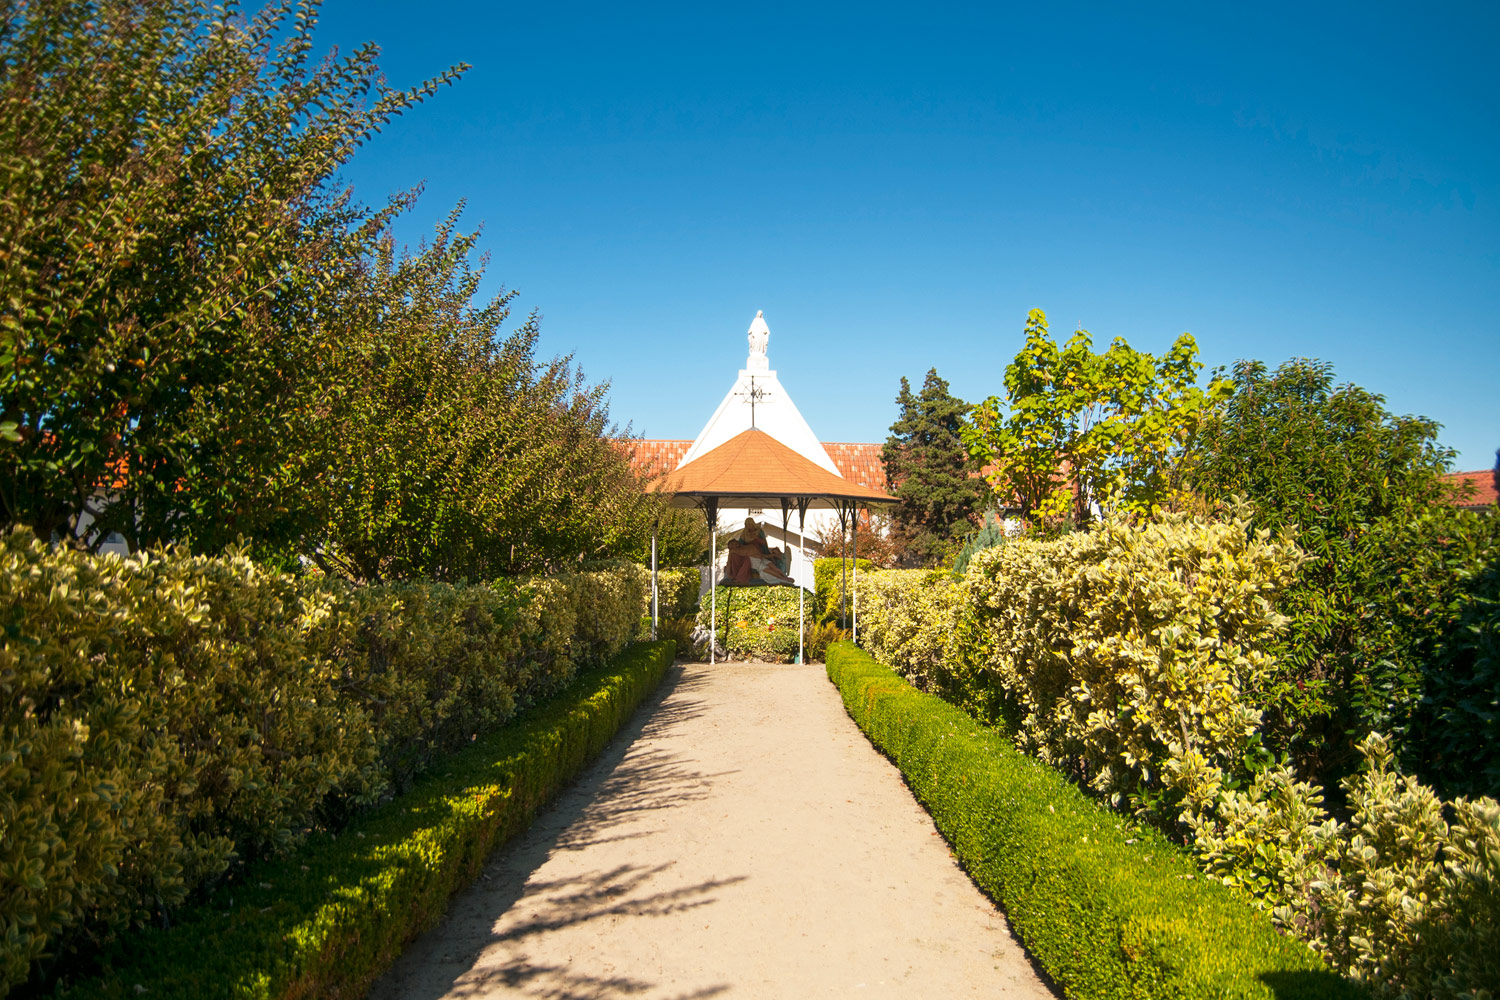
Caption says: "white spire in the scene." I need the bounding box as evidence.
[677,310,840,475]
[746,309,769,371]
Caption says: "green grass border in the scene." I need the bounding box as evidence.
[825,642,1362,1000]
[60,640,677,1000]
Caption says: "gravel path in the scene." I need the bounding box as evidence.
[368,661,1057,999]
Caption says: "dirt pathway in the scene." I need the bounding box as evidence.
[368,661,1057,999]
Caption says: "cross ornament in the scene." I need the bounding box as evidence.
[736,376,772,428]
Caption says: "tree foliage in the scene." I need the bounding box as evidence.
[962,308,1230,529]
[0,0,664,579]
[301,216,661,580]
[881,368,987,566]
[1188,358,1466,789]
[0,0,456,552]
[811,508,900,569]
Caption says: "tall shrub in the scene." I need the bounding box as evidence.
[306,217,661,580]
[853,515,1500,996]
[0,530,647,996]
[1189,358,1462,788]
[0,0,461,555]
[1182,735,1500,999]
[859,510,1303,815]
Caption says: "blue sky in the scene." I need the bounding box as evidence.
[314,1,1498,469]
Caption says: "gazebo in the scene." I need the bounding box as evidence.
[649,427,896,663]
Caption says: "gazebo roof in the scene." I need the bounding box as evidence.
[650,428,896,509]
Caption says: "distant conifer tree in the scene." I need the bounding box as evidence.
[881,369,988,567]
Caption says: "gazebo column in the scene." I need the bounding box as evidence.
[797,498,809,664]
[703,498,719,665]
[851,502,859,644]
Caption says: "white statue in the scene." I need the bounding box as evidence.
[746,310,769,370]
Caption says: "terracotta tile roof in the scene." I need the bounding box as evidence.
[822,442,888,492]
[628,438,891,490]
[626,439,693,475]
[1442,470,1499,509]
[650,429,895,505]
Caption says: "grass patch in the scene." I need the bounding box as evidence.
[59,640,676,1000]
[825,641,1363,1000]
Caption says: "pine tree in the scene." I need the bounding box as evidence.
[881,369,988,566]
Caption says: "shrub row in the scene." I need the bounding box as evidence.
[825,642,1356,1000]
[0,531,647,998]
[651,566,702,620]
[859,511,1303,816]
[853,513,1500,997]
[58,640,677,1000]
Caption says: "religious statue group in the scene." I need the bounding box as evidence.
[723,517,794,586]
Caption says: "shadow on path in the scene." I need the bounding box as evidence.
[378,664,739,1000]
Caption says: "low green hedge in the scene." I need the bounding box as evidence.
[58,640,676,1000]
[824,642,1361,1000]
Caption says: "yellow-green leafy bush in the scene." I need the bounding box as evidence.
[856,568,958,690]
[860,511,1303,815]
[58,641,676,1000]
[1183,734,1499,999]
[851,511,1498,994]
[812,557,873,625]
[696,585,813,661]
[0,531,646,998]
[652,567,702,619]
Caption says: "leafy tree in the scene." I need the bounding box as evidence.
[881,368,988,566]
[812,509,900,569]
[0,0,667,581]
[1189,358,1461,789]
[301,216,664,580]
[0,0,461,554]
[963,309,1230,529]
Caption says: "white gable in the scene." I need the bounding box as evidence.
[678,311,842,476]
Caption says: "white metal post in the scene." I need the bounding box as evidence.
[798,503,806,664]
[651,524,658,640]
[852,503,859,644]
[710,519,716,665]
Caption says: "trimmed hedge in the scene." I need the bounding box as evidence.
[58,640,676,1000]
[0,531,647,998]
[857,514,1303,817]
[824,642,1360,1000]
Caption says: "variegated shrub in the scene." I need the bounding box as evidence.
[858,510,1303,815]
[0,530,646,997]
[1185,734,1499,999]
[851,512,1499,996]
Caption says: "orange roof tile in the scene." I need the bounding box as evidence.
[649,430,895,507]
[822,442,888,492]
[1442,470,1499,509]
[627,439,693,475]
[629,438,890,487]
